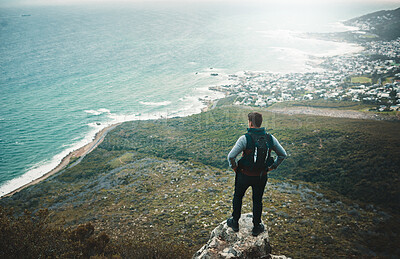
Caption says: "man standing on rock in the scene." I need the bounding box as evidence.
[227,112,287,236]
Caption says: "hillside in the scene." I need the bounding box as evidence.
[344,7,400,40]
[1,106,400,258]
[100,105,400,211]
[305,7,400,42]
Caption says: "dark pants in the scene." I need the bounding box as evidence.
[232,171,268,225]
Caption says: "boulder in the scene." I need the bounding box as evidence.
[193,213,290,259]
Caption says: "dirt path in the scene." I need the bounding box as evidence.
[3,123,121,198]
[268,107,400,121]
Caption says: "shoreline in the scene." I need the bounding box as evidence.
[1,90,223,199]
[2,123,121,198]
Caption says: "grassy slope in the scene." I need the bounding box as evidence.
[1,105,399,257]
[351,76,372,84]
[100,105,400,211]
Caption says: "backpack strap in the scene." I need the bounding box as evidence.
[266,133,273,159]
[260,133,273,178]
[243,133,254,155]
[244,133,252,149]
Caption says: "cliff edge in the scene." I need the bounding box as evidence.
[193,213,290,259]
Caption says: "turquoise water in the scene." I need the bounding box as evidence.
[0,2,398,195]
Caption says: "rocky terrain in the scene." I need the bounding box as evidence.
[193,213,290,259]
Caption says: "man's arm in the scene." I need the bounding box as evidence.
[227,135,247,170]
[269,135,287,170]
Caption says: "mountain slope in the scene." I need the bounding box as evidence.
[1,105,399,257]
[98,106,400,211]
[344,7,400,40]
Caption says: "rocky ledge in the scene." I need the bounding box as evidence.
[193,213,290,259]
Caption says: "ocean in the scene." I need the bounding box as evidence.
[0,1,398,196]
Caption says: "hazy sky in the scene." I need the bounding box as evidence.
[1,0,400,7]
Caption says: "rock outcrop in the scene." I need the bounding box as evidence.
[193,213,290,259]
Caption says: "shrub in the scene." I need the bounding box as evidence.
[0,206,192,258]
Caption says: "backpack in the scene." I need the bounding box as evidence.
[238,132,274,176]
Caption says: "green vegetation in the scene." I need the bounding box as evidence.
[1,105,399,258]
[360,34,379,39]
[351,76,372,84]
[214,94,238,107]
[382,77,394,85]
[0,207,191,259]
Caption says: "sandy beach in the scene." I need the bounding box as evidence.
[3,123,121,198]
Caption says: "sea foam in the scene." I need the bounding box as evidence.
[139,101,172,106]
[84,108,111,116]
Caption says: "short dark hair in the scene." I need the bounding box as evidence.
[248,112,263,127]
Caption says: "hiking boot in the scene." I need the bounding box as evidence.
[252,223,265,236]
[227,217,239,232]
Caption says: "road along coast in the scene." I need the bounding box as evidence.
[267,106,400,121]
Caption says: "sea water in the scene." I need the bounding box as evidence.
[0,1,398,196]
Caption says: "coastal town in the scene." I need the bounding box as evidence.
[209,37,400,112]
